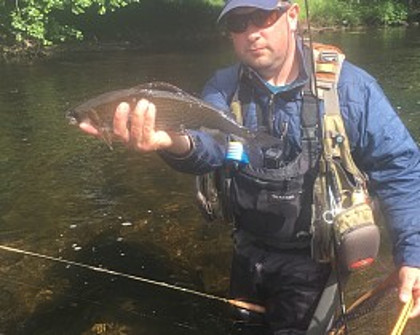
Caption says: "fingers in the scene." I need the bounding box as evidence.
[79,122,100,136]
[131,99,163,152]
[113,99,172,152]
[410,275,420,318]
[141,100,157,147]
[130,99,155,151]
[113,102,130,142]
[412,293,420,318]
[399,266,415,303]
[398,266,420,318]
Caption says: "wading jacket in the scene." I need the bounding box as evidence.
[160,46,420,269]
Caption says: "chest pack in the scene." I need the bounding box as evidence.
[195,43,380,270]
[197,71,319,248]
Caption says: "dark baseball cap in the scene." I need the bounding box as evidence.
[218,0,291,22]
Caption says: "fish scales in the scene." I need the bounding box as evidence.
[66,82,281,148]
[146,91,247,137]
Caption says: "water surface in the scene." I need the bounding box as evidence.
[0,27,419,334]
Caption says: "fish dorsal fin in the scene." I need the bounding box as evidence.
[132,82,207,109]
[132,82,185,94]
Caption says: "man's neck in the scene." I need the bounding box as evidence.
[264,40,299,87]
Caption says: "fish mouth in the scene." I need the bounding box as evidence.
[67,116,78,126]
[65,109,79,125]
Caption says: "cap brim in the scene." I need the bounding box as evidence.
[217,0,279,22]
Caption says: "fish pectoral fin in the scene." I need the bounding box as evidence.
[87,108,102,128]
[100,131,114,151]
[86,108,114,150]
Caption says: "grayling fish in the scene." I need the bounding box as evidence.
[66,81,280,148]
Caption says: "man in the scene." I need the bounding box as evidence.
[80,0,420,333]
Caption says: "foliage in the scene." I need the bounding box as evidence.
[0,0,418,54]
[0,0,140,46]
[296,0,359,26]
[297,0,409,26]
[360,0,408,25]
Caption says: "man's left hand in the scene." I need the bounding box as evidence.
[398,265,420,318]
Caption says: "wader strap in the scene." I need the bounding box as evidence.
[324,88,340,116]
[301,45,321,166]
[311,42,346,99]
[304,42,365,182]
[322,110,365,179]
[237,81,268,134]
[307,270,339,335]
[301,93,319,131]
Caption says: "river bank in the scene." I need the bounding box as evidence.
[2,0,420,64]
[4,21,419,65]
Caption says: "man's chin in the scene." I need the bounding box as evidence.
[245,59,272,73]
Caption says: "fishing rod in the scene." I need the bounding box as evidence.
[0,244,265,314]
[391,297,414,335]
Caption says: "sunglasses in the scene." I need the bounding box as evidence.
[225,7,288,34]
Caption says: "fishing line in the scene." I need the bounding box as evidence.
[0,244,265,314]
[0,274,199,331]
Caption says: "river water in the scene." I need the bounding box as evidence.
[0,28,419,335]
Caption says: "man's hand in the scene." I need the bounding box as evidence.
[398,265,420,318]
[79,99,191,156]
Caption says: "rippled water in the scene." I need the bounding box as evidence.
[0,27,419,334]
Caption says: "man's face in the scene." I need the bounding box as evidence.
[228,4,299,78]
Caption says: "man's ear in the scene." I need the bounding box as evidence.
[286,4,300,32]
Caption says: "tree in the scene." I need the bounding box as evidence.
[0,0,140,46]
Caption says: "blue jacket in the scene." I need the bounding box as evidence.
[161,48,420,268]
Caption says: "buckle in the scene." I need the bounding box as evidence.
[319,51,339,63]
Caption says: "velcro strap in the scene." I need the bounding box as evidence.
[316,62,339,74]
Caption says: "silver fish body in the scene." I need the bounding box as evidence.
[66,82,280,148]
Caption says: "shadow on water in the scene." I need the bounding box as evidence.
[0,230,234,335]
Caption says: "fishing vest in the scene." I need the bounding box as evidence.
[196,43,380,264]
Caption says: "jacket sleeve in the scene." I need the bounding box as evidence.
[339,62,420,268]
[158,129,226,175]
[158,68,237,175]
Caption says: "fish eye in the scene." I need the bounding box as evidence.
[68,116,78,125]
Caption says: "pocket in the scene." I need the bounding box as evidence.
[334,203,380,271]
[232,173,302,217]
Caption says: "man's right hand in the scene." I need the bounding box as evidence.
[79,99,192,156]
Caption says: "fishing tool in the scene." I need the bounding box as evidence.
[0,244,265,314]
